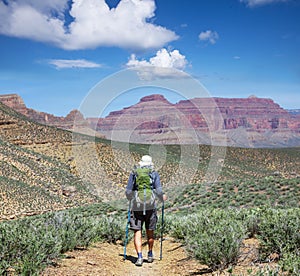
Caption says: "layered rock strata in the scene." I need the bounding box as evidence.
[90,94,299,147]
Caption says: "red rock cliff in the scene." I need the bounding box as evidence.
[88,94,299,147]
[0,94,89,130]
[94,95,293,132]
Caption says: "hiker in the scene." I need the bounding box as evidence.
[125,155,166,266]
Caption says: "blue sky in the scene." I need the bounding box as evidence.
[0,0,299,117]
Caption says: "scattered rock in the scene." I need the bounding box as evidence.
[87,261,97,266]
[62,185,77,197]
[273,171,281,177]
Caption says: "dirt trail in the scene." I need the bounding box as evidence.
[43,237,208,276]
[42,236,272,276]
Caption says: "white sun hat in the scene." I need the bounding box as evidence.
[139,155,153,167]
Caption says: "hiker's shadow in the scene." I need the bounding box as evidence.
[119,254,137,264]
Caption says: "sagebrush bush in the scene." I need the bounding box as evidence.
[1,204,300,275]
[280,252,300,276]
[95,215,124,243]
[257,208,300,260]
[167,209,247,271]
[255,208,300,275]
[0,207,125,275]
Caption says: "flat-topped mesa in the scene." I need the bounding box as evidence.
[97,94,294,130]
[106,95,170,117]
[213,97,289,116]
[176,96,290,130]
[139,94,170,103]
[211,97,290,130]
[92,94,300,146]
[98,94,175,131]
[178,97,287,114]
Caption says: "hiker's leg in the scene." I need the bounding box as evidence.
[130,211,144,265]
[134,230,142,254]
[145,209,157,253]
[134,229,144,266]
[146,229,154,251]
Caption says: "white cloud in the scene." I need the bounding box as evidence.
[199,30,219,45]
[126,48,188,79]
[127,48,188,70]
[0,0,178,50]
[240,0,289,7]
[48,59,102,69]
[233,56,241,60]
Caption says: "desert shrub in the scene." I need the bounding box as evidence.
[186,216,246,270]
[236,207,300,275]
[236,208,261,238]
[94,215,124,243]
[253,266,282,276]
[166,212,200,240]
[167,209,247,271]
[0,217,62,275]
[257,208,300,261]
[279,252,300,276]
[0,207,124,275]
[256,208,300,275]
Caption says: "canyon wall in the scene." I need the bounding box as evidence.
[89,94,300,147]
[1,93,299,147]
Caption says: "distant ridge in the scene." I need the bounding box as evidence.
[1,93,299,147]
[88,94,300,148]
[287,109,300,115]
[0,94,103,137]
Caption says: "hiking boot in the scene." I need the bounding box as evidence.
[147,255,154,263]
[135,258,143,266]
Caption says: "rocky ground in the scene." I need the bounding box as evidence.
[43,236,279,276]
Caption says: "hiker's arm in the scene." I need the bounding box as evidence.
[125,173,135,200]
[153,172,165,202]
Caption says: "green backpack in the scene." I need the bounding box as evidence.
[134,167,156,214]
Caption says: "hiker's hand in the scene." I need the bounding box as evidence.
[163,194,167,201]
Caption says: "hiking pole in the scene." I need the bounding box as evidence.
[124,200,131,260]
[159,200,165,260]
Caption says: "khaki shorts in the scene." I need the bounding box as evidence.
[130,209,158,231]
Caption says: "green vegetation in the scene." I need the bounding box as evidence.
[0,204,124,275]
[165,209,246,271]
[170,176,300,210]
[1,206,299,275]
[257,208,300,275]
[162,207,300,275]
